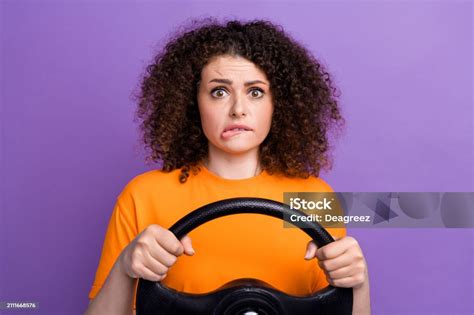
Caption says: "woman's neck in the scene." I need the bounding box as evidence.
[203,146,262,180]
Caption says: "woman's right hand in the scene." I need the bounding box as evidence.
[118,224,195,281]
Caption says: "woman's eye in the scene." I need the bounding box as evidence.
[250,88,264,98]
[211,88,228,98]
[210,87,264,98]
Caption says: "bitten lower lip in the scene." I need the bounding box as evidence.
[221,129,251,139]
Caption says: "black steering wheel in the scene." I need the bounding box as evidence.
[136,197,353,314]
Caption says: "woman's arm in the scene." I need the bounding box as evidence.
[305,236,371,314]
[85,256,136,315]
[352,274,371,314]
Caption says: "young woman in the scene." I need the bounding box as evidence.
[85,19,370,314]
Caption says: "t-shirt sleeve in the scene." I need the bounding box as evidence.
[88,191,138,301]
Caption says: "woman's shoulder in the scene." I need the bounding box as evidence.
[267,172,335,192]
[118,168,183,199]
[304,176,334,192]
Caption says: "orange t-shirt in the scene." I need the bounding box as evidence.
[88,164,346,310]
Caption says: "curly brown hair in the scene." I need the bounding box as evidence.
[134,18,345,183]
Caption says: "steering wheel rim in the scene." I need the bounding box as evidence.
[136,197,353,315]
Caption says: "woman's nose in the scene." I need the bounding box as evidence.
[229,94,248,118]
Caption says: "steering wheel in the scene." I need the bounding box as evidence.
[136,197,353,314]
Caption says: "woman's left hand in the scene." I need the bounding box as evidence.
[304,236,368,290]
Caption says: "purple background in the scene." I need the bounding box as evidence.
[1,1,473,314]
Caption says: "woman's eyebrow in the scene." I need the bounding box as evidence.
[208,78,267,86]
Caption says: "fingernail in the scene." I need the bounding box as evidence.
[190,248,195,255]
[304,251,311,260]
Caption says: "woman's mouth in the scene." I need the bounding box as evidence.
[221,128,251,139]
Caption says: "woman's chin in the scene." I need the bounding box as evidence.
[219,143,259,155]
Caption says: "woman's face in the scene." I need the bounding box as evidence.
[197,55,273,156]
